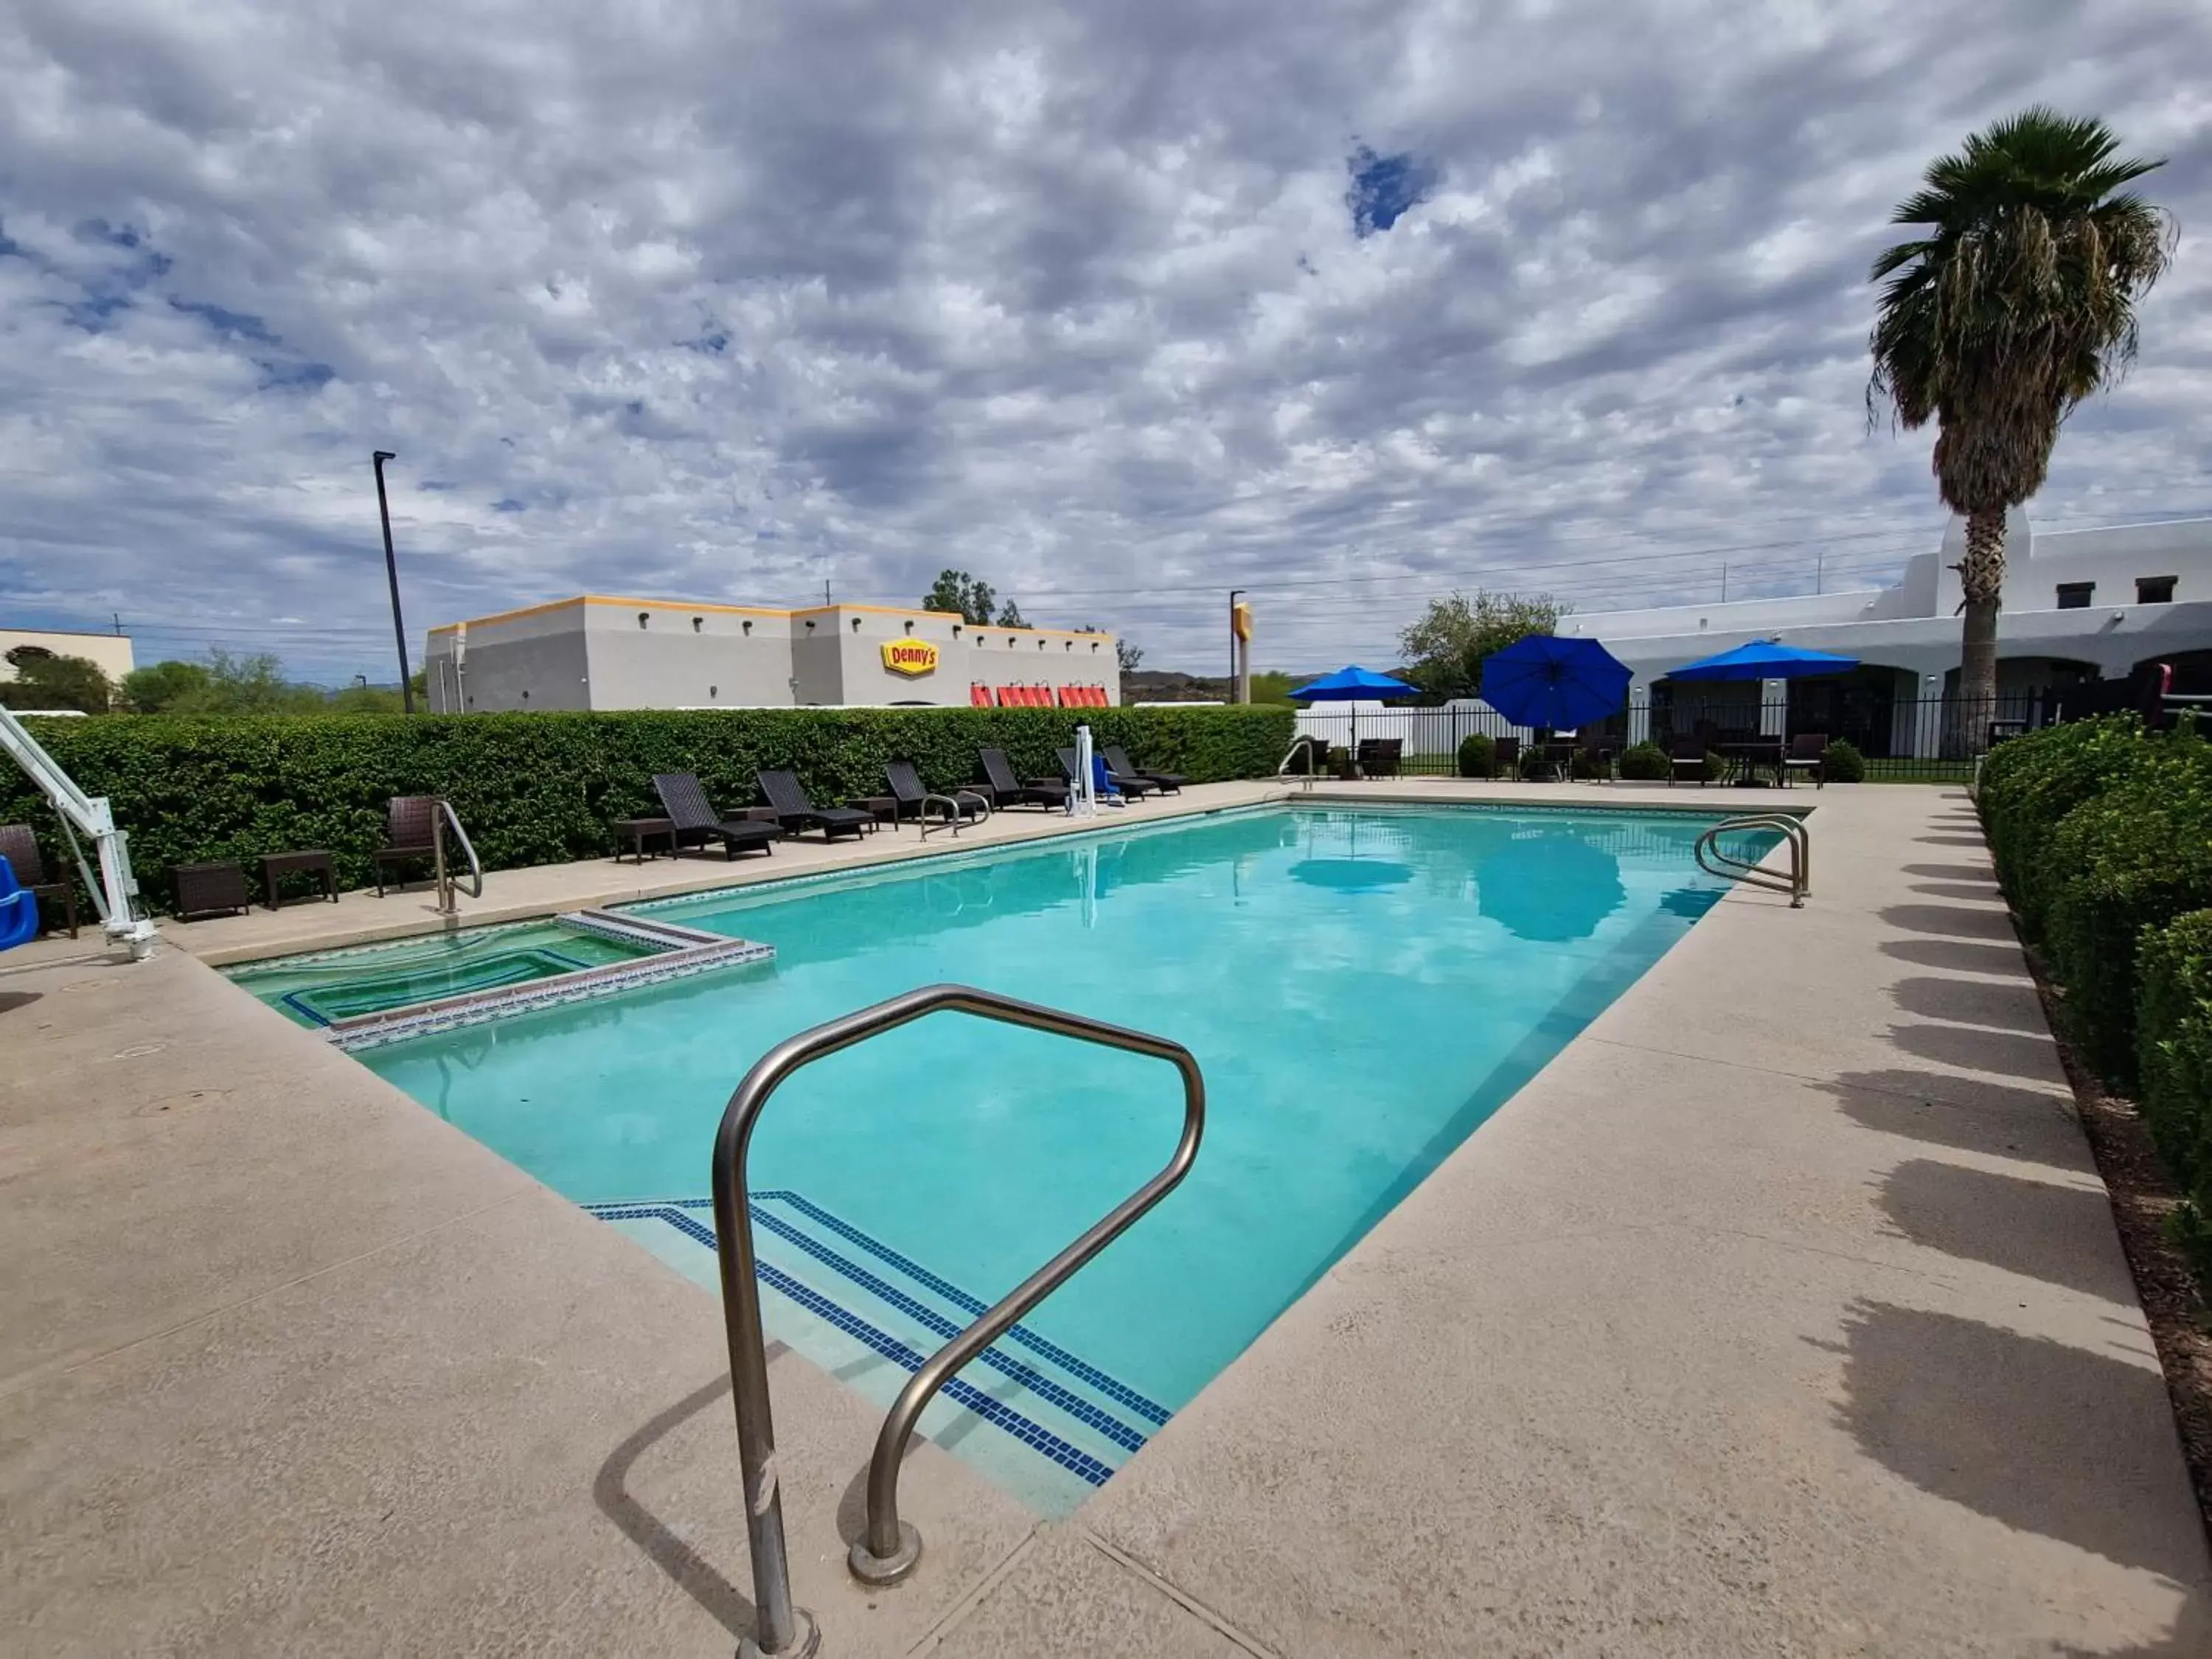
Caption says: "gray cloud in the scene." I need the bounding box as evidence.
[1,0,2208,678]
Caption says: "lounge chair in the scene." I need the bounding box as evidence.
[375,796,440,895]
[1492,736,1520,779]
[0,824,75,938]
[1355,737,1403,779]
[653,773,780,859]
[1783,732,1829,788]
[1057,746,1153,800]
[885,759,989,832]
[757,768,875,841]
[1667,737,1708,786]
[1102,744,1183,794]
[978,747,1068,810]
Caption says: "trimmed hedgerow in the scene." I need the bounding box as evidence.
[0,704,1293,912]
[2039,726,2212,1085]
[2138,911,2212,1285]
[1978,714,2151,941]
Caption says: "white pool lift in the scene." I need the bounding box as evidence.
[0,704,157,960]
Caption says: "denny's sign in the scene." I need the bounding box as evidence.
[880,639,940,677]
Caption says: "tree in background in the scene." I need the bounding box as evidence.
[1248,671,1299,705]
[0,649,113,714]
[1869,108,2171,712]
[1396,591,1565,703]
[1116,639,1143,677]
[994,598,1028,628]
[163,650,326,715]
[121,659,212,712]
[922,569,997,624]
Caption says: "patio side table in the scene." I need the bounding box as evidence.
[616,816,675,863]
[260,849,338,910]
[174,860,251,922]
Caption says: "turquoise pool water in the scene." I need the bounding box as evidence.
[227,918,658,1027]
[349,804,1761,1509]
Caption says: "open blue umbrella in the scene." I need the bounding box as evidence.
[1479,635,1630,732]
[1667,640,1859,681]
[1290,665,1417,765]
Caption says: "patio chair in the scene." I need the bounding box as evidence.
[1102,744,1183,794]
[1492,736,1520,778]
[756,768,874,841]
[1783,733,1829,789]
[652,773,780,859]
[978,748,1068,810]
[1354,738,1403,778]
[884,759,988,829]
[0,824,76,938]
[1057,746,1153,800]
[375,796,442,895]
[1667,737,1708,787]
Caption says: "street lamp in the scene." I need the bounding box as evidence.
[372,450,414,714]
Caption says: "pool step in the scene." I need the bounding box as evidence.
[585,1189,1170,1514]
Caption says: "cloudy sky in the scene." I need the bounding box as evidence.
[2,0,2208,683]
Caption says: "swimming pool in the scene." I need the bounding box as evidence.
[325,804,1765,1511]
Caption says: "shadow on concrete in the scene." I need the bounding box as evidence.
[1879,1159,2126,1299]
[1911,881,2009,902]
[1914,834,1989,847]
[1891,975,2048,1033]
[0,990,40,1015]
[1827,1300,2202,1582]
[594,1374,754,1638]
[1902,863,1994,882]
[1823,1068,2081,1161]
[835,1425,933,1547]
[1889,1019,2065,1083]
[1879,936,2028,975]
[1880,903,2019,942]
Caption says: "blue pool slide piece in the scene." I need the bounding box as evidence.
[0,856,38,951]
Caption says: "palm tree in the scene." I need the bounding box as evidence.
[1868,108,2171,714]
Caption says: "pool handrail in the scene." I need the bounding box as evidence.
[1276,734,1324,790]
[1693,813,1809,908]
[429,797,484,913]
[709,983,1206,1657]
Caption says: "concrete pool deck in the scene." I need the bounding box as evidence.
[3,782,2206,1655]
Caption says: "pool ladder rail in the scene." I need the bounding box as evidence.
[712,984,1206,1659]
[1276,734,1325,791]
[1694,813,1810,908]
[428,798,484,916]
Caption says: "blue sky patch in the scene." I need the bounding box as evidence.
[1346,145,1437,237]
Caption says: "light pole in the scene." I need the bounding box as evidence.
[1228,589,1245,703]
[372,450,414,713]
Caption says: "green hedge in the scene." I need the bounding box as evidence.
[1978,715,2152,937]
[1455,733,1496,779]
[1821,739,1866,784]
[2039,728,2212,1084]
[2138,911,2212,1285]
[0,705,1294,911]
[1617,741,1669,782]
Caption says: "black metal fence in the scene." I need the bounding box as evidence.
[1292,680,2184,783]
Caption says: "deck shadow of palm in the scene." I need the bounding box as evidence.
[1880,902,2020,942]
[1821,1066,2084,1164]
[1823,1301,2205,1584]
[1891,973,2046,1032]
[1879,936,2027,974]
[1879,1158,2129,1300]
[1888,1018,2065,1084]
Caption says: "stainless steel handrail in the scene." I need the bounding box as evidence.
[710,984,1206,1658]
[1276,734,1323,790]
[1694,813,1809,907]
[919,787,992,839]
[429,797,484,914]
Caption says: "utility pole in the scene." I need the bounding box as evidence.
[111,612,122,636]
[372,450,414,714]
[1815,550,1823,595]
[1720,563,1729,602]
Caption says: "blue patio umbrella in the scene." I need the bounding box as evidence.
[1667,639,1860,681]
[1479,635,1631,733]
[1290,664,1417,761]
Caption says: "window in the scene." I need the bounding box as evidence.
[2056,582,2094,610]
[2138,575,2177,605]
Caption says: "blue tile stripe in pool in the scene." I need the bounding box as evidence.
[757,1189,1172,1427]
[585,1199,1130,1486]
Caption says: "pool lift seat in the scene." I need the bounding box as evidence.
[0,705,156,959]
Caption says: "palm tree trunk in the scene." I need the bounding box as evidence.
[1956,508,2006,736]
